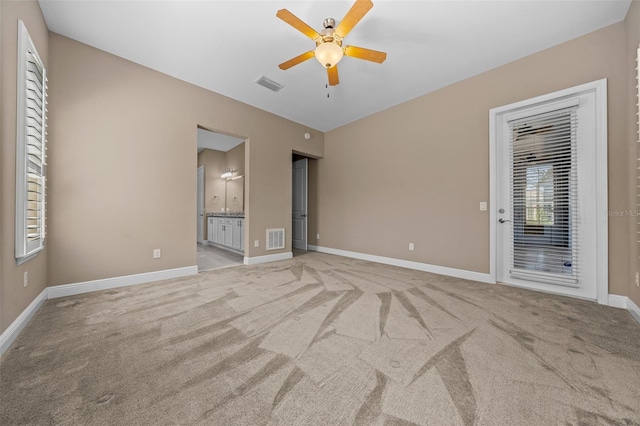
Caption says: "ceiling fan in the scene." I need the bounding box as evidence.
[276,0,387,86]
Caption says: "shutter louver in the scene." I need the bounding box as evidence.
[508,106,579,287]
[16,21,47,263]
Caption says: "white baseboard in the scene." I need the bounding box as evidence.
[608,294,640,325]
[629,298,640,325]
[308,245,493,284]
[0,288,48,358]
[244,252,293,265]
[607,294,628,309]
[628,297,640,325]
[48,266,198,299]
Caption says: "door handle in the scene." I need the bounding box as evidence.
[498,218,512,223]
[301,214,307,218]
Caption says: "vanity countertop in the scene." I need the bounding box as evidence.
[207,212,245,218]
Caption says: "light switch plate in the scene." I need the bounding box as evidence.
[479,202,487,211]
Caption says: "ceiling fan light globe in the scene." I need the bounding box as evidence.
[315,42,343,69]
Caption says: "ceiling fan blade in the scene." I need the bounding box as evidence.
[335,0,373,38]
[327,65,339,86]
[279,51,315,70]
[344,45,387,63]
[276,9,320,40]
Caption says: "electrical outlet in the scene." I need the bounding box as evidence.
[254,240,259,248]
[153,248,161,259]
[23,271,28,287]
[636,272,639,287]
[317,233,320,240]
[409,243,414,251]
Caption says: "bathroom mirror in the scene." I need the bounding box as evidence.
[225,176,244,212]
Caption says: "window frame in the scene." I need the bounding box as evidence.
[15,20,47,265]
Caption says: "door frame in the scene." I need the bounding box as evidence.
[489,79,608,304]
[197,165,205,244]
[292,157,308,251]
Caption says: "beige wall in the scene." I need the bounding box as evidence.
[317,22,631,296]
[1,1,49,335]
[626,0,640,306]
[226,143,245,177]
[47,33,324,287]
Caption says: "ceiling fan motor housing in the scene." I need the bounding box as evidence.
[318,19,342,44]
[323,18,336,29]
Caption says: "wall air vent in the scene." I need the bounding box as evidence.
[266,228,285,250]
[256,75,284,92]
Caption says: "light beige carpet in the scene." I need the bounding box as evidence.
[1,252,639,425]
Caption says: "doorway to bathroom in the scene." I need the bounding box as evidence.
[196,126,246,272]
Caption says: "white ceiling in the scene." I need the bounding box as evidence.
[197,128,245,153]
[39,0,631,132]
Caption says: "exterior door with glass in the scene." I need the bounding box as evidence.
[494,81,606,301]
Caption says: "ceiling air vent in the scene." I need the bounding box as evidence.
[256,75,284,92]
[266,228,285,250]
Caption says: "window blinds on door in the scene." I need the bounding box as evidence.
[508,105,579,287]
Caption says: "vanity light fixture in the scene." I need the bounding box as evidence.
[221,169,235,179]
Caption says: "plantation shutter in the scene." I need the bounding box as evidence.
[636,47,640,267]
[16,20,48,263]
[508,105,579,286]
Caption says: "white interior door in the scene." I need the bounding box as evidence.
[292,158,308,250]
[197,166,205,244]
[493,81,607,302]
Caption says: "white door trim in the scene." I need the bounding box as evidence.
[197,166,205,244]
[489,78,608,304]
[292,158,308,250]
